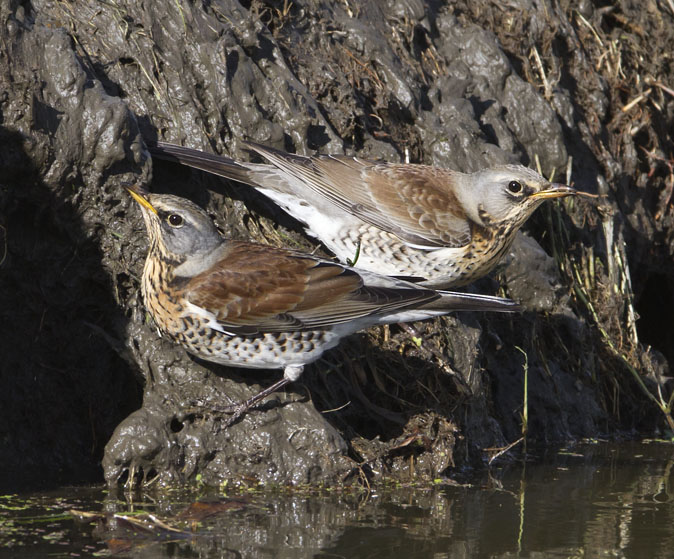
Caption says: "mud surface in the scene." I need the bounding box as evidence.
[1,0,672,489]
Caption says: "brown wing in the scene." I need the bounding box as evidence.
[181,241,436,334]
[325,161,472,248]
[247,142,472,248]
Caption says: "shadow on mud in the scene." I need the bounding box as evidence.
[0,127,141,492]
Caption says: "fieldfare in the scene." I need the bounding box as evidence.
[149,141,590,288]
[127,186,521,424]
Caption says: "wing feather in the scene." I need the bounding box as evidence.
[247,143,473,248]
[180,241,437,334]
[152,141,476,249]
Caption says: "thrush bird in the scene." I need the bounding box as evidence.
[149,141,589,288]
[127,186,521,424]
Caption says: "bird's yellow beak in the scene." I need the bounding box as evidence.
[126,186,158,215]
[530,184,578,200]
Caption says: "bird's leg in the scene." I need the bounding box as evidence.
[221,377,292,427]
[221,365,304,427]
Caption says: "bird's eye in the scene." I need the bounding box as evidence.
[507,180,523,194]
[167,214,184,227]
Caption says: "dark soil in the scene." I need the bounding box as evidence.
[1,0,673,490]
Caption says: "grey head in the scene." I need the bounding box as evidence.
[128,187,223,262]
[455,165,577,228]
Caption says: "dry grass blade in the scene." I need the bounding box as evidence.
[485,437,524,465]
[621,89,652,112]
[575,191,602,200]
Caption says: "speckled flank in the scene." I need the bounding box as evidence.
[327,223,517,287]
[174,326,339,370]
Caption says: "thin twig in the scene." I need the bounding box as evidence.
[621,88,651,112]
[487,437,524,465]
[321,401,351,413]
[531,45,552,99]
[647,79,674,99]
[515,346,529,454]
[576,11,604,46]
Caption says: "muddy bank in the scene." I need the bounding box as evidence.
[0,0,672,489]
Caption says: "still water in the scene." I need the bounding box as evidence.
[1,441,673,558]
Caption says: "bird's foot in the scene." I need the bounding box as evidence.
[184,376,294,427]
[221,403,250,428]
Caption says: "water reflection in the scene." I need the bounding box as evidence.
[1,441,673,558]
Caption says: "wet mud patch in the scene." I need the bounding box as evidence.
[1,0,673,489]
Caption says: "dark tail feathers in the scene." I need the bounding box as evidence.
[429,291,522,313]
[148,141,254,186]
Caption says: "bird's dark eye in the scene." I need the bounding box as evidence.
[167,214,184,227]
[507,180,523,194]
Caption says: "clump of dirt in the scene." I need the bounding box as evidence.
[1,0,672,490]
